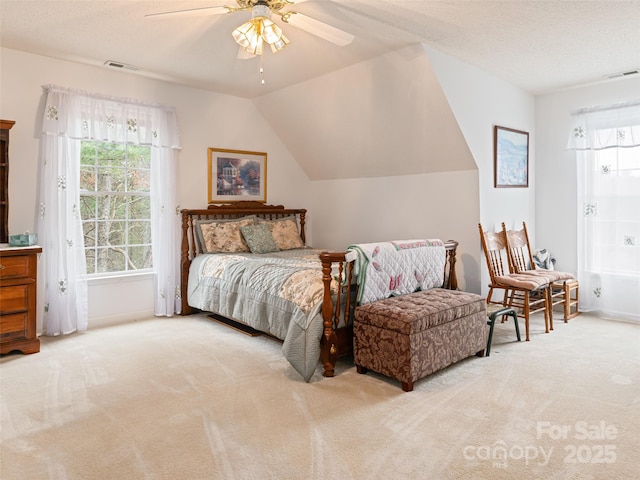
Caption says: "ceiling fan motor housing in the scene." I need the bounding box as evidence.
[252,3,271,19]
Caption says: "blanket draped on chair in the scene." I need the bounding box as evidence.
[347,240,446,305]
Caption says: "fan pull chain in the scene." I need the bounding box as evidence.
[260,54,265,85]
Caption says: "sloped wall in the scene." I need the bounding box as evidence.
[254,44,475,180]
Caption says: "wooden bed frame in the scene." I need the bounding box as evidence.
[180,201,458,378]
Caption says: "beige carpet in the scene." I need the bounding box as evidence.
[1,312,639,479]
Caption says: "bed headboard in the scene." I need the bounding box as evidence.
[180,201,307,314]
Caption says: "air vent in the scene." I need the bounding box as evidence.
[104,60,139,72]
[604,69,639,79]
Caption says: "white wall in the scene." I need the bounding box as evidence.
[424,45,536,231]
[309,170,480,292]
[413,45,535,295]
[1,43,541,325]
[535,76,640,274]
[0,47,311,326]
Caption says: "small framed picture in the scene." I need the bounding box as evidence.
[494,126,529,188]
[207,147,267,203]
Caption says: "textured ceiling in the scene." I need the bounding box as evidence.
[1,0,639,98]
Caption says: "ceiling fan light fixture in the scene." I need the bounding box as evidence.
[232,18,264,55]
[261,19,285,45]
[232,2,289,56]
[268,33,289,53]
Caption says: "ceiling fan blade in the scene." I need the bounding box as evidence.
[286,12,354,46]
[145,6,230,19]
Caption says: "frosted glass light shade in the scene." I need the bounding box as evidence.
[232,17,289,55]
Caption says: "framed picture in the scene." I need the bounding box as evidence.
[207,147,267,203]
[494,126,529,188]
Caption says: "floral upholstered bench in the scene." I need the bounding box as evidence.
[353,288,487,392]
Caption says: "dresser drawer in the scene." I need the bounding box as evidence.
[0,246,40,354]
[0,254,31,279]
[0,312,28,340]
[0,285,29,313]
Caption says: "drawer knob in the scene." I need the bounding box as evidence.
[0,264,5,270]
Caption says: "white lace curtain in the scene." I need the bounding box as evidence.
[37,85,182,336]
[568,101,640,321]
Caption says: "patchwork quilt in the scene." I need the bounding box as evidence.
[347,240,446,305]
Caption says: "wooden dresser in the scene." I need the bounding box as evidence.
[0,246,42,354]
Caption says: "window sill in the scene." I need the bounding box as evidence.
[87,271,154,286]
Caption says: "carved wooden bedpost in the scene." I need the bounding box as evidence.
[298,210,306,245]
[444,240,459,290]
[319,252,339,377]
[180,210,194,315]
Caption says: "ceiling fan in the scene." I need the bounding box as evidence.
[145,0,354,57]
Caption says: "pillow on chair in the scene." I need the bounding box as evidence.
[533,248,555,270]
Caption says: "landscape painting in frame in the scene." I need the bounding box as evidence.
[494,126,529,188]
[208,148,267,203]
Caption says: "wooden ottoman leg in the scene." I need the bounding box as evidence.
[356,365,368,375]
[402,381,414,392]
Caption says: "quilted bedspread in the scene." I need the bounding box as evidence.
[187,248,337,382]
[347,240,446,305]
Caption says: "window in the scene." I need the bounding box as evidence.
[79,141,152,275]
[587,145,640,276]
[570,102,640,320]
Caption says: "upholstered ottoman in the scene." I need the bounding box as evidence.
[353,288,487,392]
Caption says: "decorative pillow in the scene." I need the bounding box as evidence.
[195,216,256,253]
[240,223,279,254]
[258,216,305,250]
[198,217,255,253]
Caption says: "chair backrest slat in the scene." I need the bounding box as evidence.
[479,224,510,281]
[502,222,536,274]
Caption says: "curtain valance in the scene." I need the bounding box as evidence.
[567,101,640,151]
[42,85,181,149]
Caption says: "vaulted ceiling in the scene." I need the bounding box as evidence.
[1,1,639,98]
[1,1,639,181]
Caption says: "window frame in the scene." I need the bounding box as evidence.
[79,141,153,277]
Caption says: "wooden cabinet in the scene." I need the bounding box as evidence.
[0,120,14,244]
[0,246,41,354]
